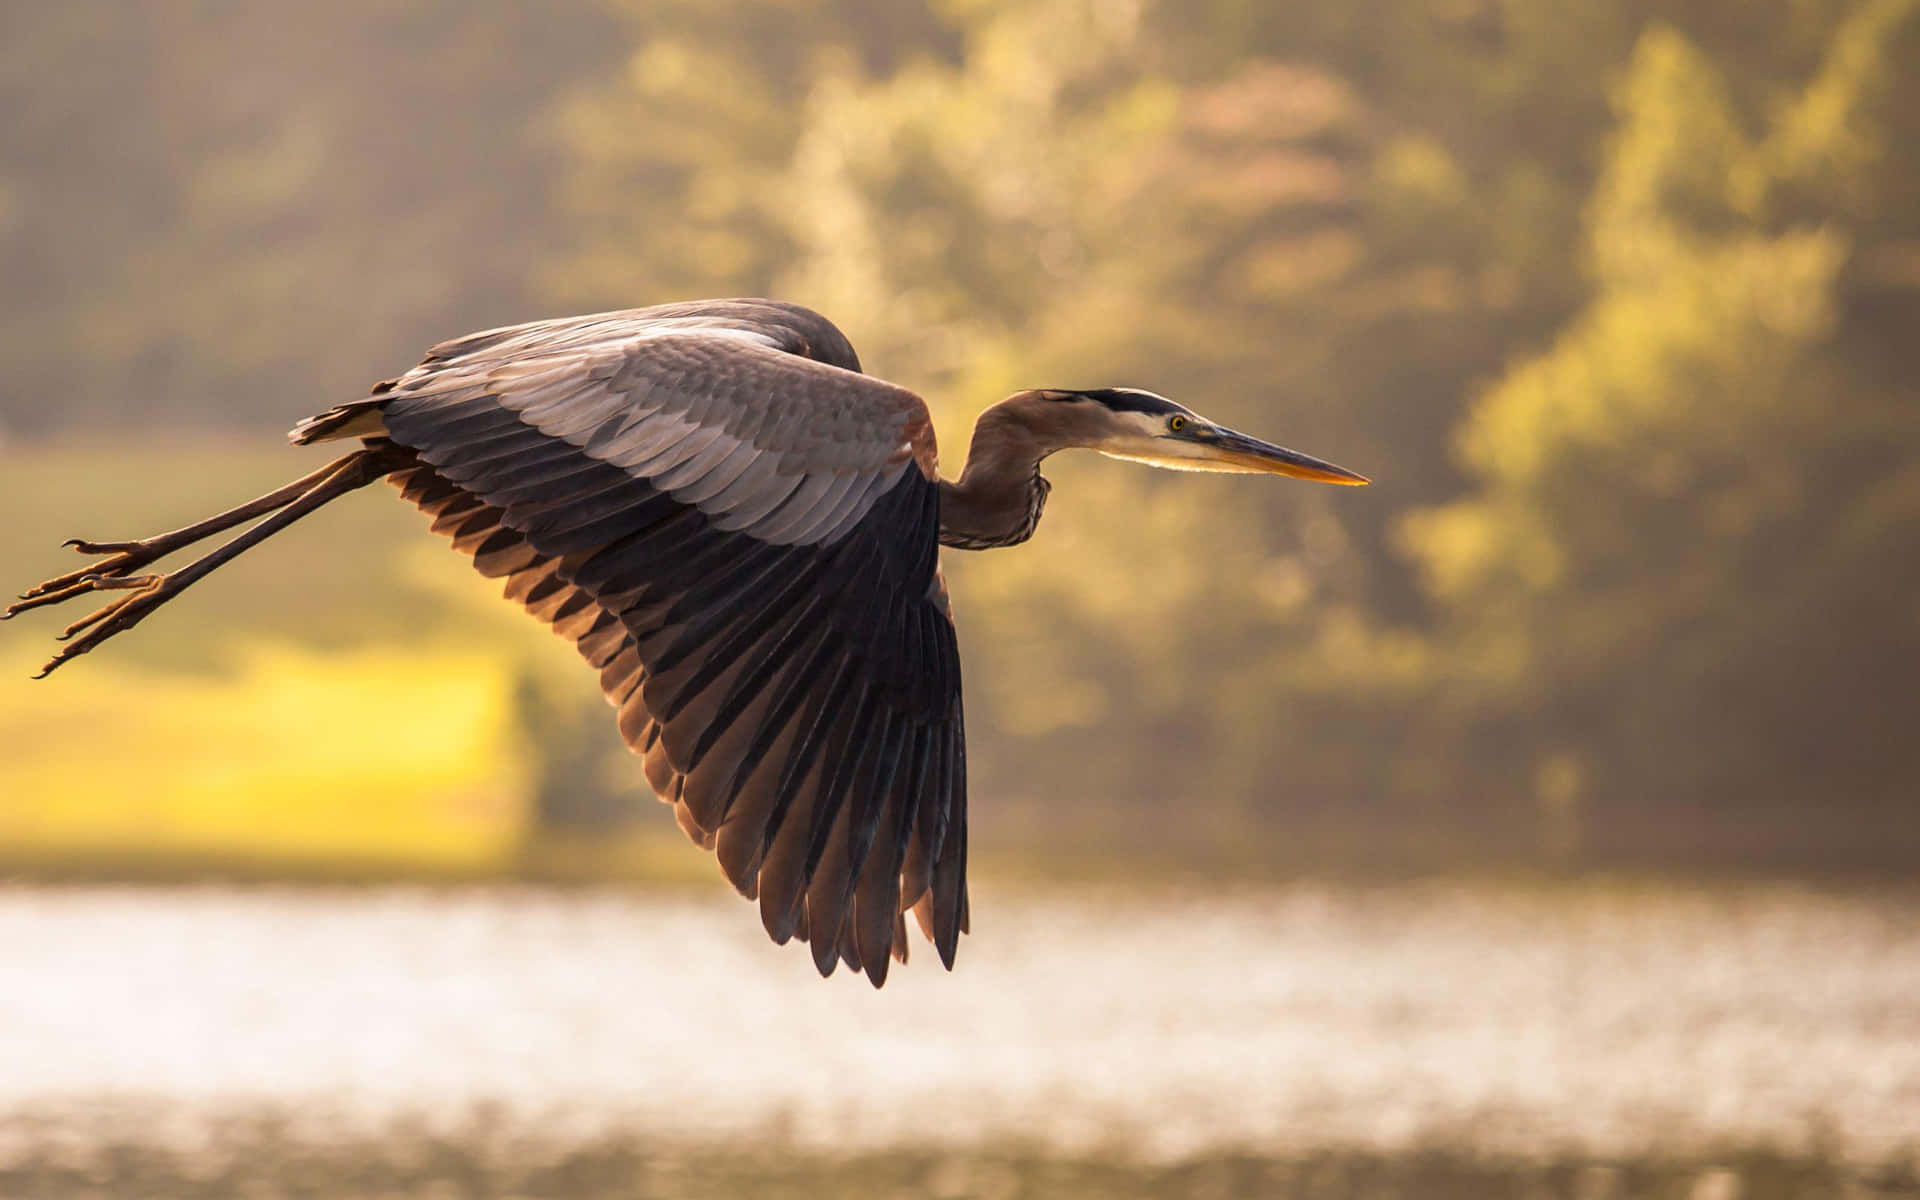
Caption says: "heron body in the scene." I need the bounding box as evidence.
[8,298,1365,987]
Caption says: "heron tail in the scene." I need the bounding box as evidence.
[288,399,390,445]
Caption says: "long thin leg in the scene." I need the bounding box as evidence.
[7,447,404,678]
[7,455,359,618]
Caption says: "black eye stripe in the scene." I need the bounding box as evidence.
[1071,388,1181,416]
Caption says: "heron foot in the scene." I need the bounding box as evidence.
[8,453,366,624]
[7,447,400,678]
[28,573,179,678]
[6,537,174,619]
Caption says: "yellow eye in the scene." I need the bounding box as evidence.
[1168,415,1188,433]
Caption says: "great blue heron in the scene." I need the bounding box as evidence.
[6,299,1365,985]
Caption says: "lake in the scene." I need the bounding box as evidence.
[0,880,1914,1196]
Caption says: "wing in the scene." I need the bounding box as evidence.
[319,301,966,985]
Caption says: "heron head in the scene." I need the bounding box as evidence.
[1028,388,1369,485]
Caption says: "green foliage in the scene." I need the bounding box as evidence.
[546,0,1920,862]
[1407,2,1920,852]
[546,0,959,305]
[548,0,1501,842]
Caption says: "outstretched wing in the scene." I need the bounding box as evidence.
[310,301,966,985]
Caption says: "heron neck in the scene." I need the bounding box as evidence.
[937,405,1056,550]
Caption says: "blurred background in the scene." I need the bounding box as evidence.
[1,1,1916,1196]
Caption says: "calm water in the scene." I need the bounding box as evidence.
[0,881,1915,1169]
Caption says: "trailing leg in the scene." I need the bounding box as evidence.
[5,445,408,677]
[8,454,361,617]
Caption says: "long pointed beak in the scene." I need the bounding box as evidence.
[1204,427,1370,485]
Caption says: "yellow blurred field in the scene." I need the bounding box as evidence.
[0,640,526,871]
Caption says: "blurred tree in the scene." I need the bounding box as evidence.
[547,0,1920,864]
[512,666,642,834]
[545,0,959,307]
[0,1,618,434]
[1406,1,1920,862]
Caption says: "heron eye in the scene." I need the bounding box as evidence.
[1168,415,1188,433]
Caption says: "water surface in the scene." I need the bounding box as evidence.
[0,881,1913,1166]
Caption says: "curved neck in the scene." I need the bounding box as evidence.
[937,401,1058,550]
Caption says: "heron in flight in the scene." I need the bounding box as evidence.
[7,299,1365,986]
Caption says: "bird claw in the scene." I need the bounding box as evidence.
[62,538,140,554]
[6,577,98,619]
[5,539,166,656]
[31,575,174,678]
[6,536,168,618]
